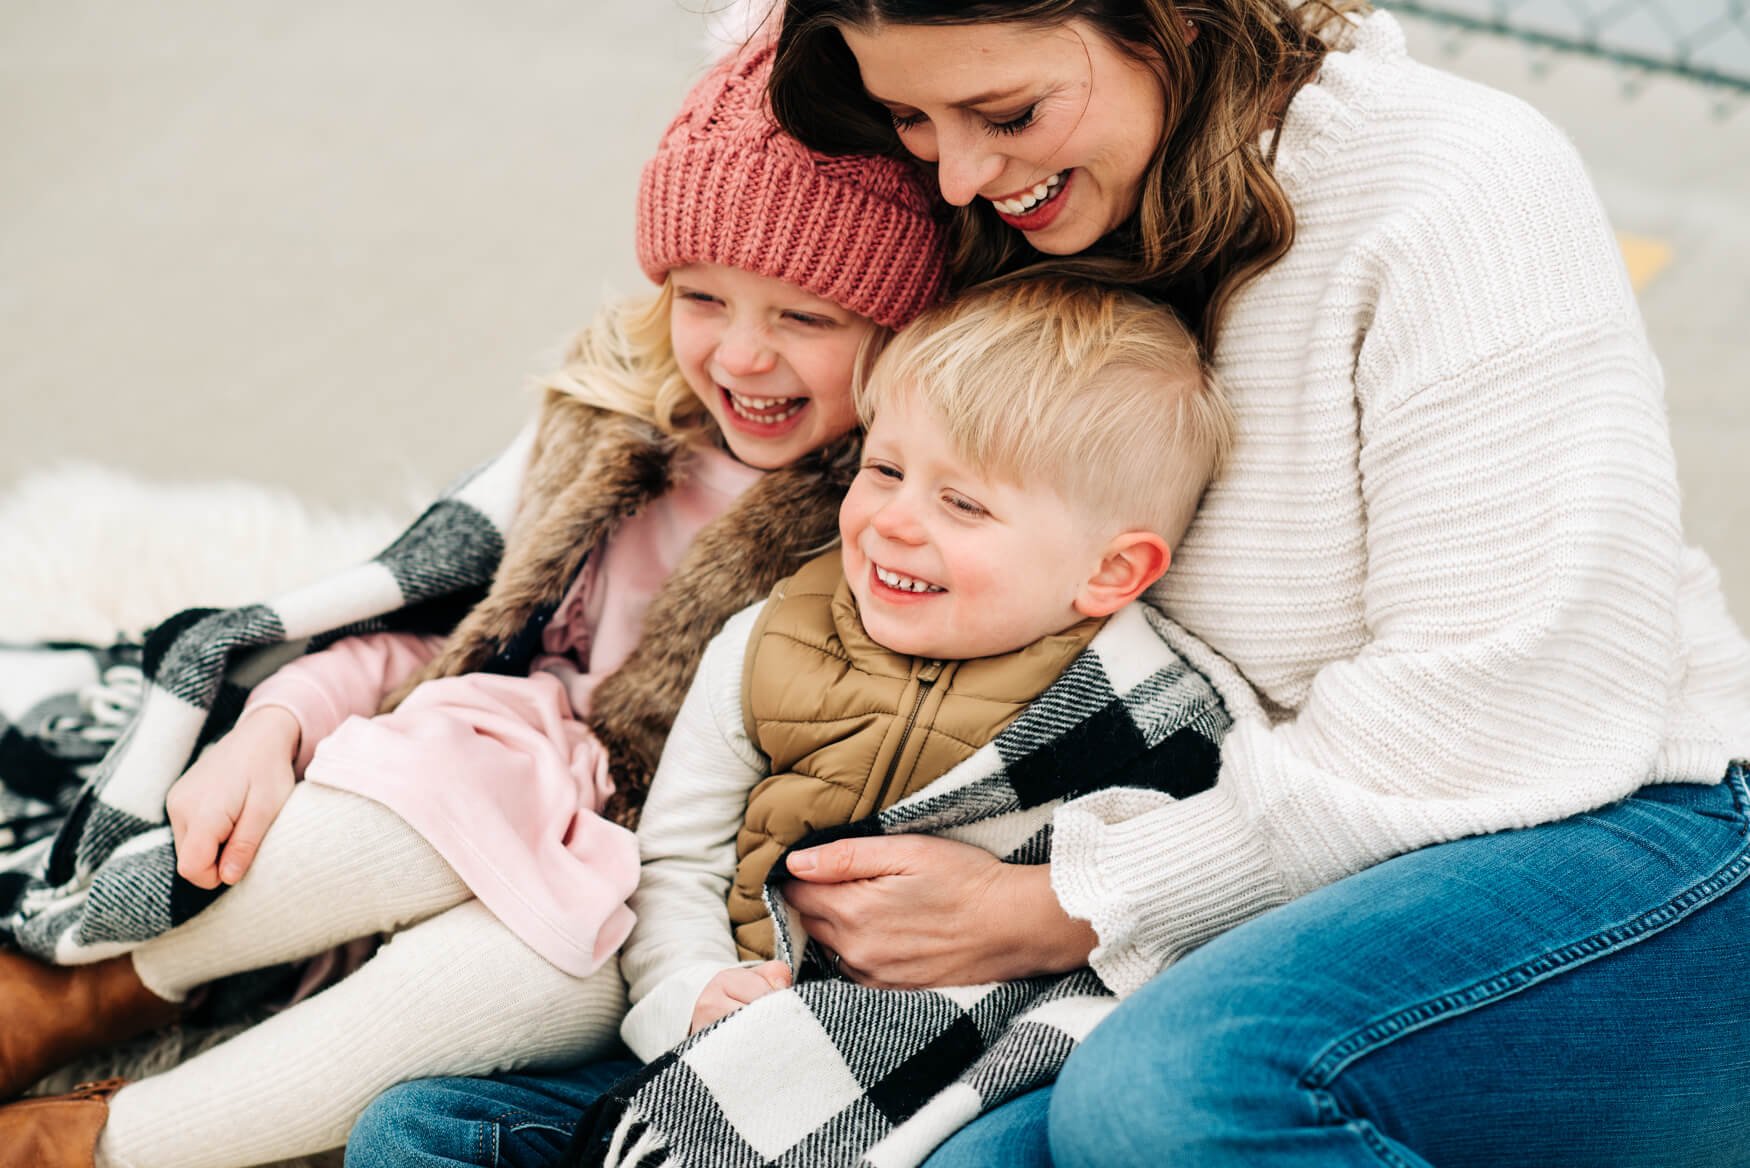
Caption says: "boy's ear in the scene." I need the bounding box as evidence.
[1072,532,1171,619]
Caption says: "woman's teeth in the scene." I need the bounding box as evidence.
[725,389,804,424]
[875,565,945,594]
[990,171,1065,216]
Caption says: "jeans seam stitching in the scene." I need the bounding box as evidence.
[1307,1087,1421,1168]
[1300,766,1750,1090]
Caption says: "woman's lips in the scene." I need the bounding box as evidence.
[990,169,1073,232]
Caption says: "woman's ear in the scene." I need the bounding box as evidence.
[1072,531,1171,619]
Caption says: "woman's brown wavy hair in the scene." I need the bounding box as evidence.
[770,0,1369,351]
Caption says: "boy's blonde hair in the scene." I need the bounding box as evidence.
[856,279,1235,549]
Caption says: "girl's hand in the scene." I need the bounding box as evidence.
[783,835,1097,989]
[165,707,302,889]
[690,960,792,1034]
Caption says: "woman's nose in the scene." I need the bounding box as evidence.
[933,127,1007,208]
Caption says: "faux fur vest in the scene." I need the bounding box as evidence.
[391,389,857,828]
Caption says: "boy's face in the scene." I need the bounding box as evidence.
[840,390,1114,660]
[669,263,877,470]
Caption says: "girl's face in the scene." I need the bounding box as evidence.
[840,19,1166,257]
[669,263,877,469]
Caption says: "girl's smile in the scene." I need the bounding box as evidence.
[668,263,878,469]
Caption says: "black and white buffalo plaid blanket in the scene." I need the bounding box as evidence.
[0,425,535,964]
[566,601,1232,1168]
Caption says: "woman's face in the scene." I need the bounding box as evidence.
[840,19,1166,256]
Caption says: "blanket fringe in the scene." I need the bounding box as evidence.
[604,1109,669,1168]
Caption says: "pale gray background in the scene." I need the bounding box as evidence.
[2,3,1744,620]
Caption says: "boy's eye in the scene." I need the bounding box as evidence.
[863,461,902,481]
[945,493,987,517]
[986,105,1036,137]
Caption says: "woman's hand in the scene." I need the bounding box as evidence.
[783,835,1096,989]
[165,706,302,888]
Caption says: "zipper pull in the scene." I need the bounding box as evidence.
[918,659,945,684]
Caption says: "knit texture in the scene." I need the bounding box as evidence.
[102,903,627,1168]
[130,783,468,1003]
[636,40,945,329]
[1051,11,1750,998]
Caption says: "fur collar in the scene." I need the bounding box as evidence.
[385,389,855,827]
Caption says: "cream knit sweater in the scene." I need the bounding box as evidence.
[1050,10,1750,997]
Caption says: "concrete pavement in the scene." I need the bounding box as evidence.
[3,3,1743,619]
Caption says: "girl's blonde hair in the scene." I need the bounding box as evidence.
[857,278,1234,548]
[535,281,712,441]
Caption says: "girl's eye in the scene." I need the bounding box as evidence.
[677,290,720,306]
[784,312,834,328]
[889,110,927,133]
[986,106,1036,137]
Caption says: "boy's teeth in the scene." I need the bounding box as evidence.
[875,565,944,594]
[725,389,804,424]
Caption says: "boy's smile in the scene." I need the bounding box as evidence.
[840,389,1114,660]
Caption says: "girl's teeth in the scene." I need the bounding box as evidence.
[725,389,804,425]
[875,565,944,594]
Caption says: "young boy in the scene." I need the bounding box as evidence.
[616,276,1235,1052]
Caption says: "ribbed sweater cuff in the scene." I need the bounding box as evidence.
[622,961,732,1062]
[1052,785,1289,998]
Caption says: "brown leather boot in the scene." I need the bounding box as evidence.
[0,1078,124,1167]
[0,950,179,1099]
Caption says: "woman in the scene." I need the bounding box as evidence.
[352,3,1750,1164]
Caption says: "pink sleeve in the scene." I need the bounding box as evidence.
[243,631,446,774]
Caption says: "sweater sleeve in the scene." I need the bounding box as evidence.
[1053,102,1698,998]
[242,632,446,775]
[619,602,769,1062]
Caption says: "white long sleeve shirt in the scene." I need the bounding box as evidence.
[1051,10,1750,995]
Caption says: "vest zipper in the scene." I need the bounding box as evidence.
[872,660,945,812]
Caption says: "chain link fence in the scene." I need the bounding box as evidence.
[1391,1,1750,100]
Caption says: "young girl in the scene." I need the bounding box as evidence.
[0,39,943,1168]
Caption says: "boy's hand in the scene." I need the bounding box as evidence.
[689,961,792,1034]
[166,707,302,889]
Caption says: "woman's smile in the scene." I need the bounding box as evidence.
[842,19,1166,255]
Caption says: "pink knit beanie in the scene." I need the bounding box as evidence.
[637,41,945,331]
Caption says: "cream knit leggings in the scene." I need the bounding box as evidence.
[95,783,627,1168]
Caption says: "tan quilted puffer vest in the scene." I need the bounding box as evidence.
[729,552,1101,960]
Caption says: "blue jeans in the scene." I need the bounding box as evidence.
[346,1060,640,1167]
[351,769,1750,1168]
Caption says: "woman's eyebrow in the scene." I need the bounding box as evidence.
[865,85,1033,110]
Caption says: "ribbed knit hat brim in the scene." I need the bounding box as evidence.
[636,42,945,330]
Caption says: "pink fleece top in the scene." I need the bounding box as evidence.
[242,444,764,976]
